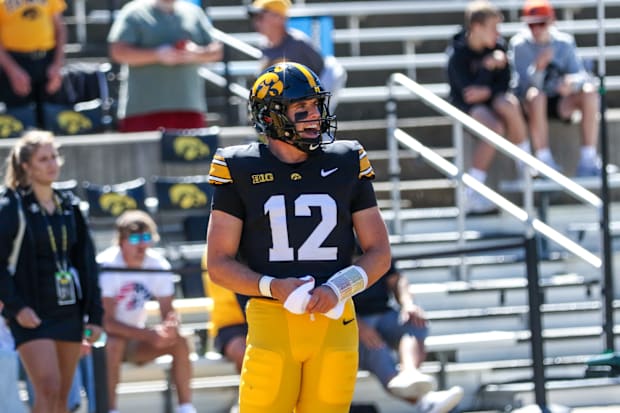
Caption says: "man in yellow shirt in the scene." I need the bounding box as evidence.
[0,0,67,129]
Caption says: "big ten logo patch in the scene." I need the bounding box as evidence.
[57,111,92,135]
[0,114,24,139]
[173,135,211,161]
[251,173,274,184]
[98,193,138,216]
[169,183,208,209]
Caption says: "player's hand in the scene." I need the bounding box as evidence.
[463,85,491,104]
[7,65,31,96]
[270,276,314,303]
[358,319,386,350]
[16,307,41,328]
[306,284,339,314]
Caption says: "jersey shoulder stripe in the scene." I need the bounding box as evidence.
[358,147,375,179]
[208,153,232,185]
[319,140,375,180]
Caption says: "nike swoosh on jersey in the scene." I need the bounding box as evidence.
[342,318,355,325]
[321,167,339,177]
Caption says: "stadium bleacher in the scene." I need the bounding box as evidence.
[7,1,620,412]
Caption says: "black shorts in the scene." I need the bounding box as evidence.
[546,95,571,122]
[214,323,247,355]
[0,49,55,108]
[9,312,83,348]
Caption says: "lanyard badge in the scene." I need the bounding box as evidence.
[55,271,77,305]
[41,197,76,306]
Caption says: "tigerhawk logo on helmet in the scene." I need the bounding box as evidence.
[249,62,337,154]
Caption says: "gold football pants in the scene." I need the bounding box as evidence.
[239,297,358,413]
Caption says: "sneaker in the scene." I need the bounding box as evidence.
[463,190,497,215]
[387,370,435,401]
[538,156,562,174]
[575,158,602,177]
[417,386,464,413]
[176,404,197,413]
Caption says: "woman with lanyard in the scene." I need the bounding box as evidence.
[0,130,103,413]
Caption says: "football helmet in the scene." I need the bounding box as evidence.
[249,62,337,153]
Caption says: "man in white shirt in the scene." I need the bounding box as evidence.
[98,210,195,413]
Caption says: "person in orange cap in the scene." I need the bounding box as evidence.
[509,0,601,176]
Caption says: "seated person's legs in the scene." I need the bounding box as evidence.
[215,324,248,373]
[523,88,563,171]
[105,336,128,412]
[358,310,433,402]
[126,334,193,408]
[491,93,529,146]
[463,104,502,214]
[557,87,601,176]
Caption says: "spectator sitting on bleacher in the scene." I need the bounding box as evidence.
[98,210,196,413]
[446,0,532,214]
[0,0,67,129]
[509,0,601,177]
[107,0,223,132]
[247,0,346,110]
[353,260,464,413]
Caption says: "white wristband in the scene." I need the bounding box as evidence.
[324,265,368,301]
[258,275,275,298]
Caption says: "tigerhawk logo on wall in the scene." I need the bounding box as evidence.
[0,114,24,139]
[169,184,208,209]
[57,111,93,135]
[173,136,212,161]
[98,193,138,216]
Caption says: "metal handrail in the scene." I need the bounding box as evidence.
[386,72,602,269]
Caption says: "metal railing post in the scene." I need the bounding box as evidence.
[453,121,466,280]
[386,79,401,235]
[93,339,109,413]
[524,236,548,411]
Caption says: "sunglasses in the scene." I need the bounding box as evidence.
[127,232,153,245]
[528,21,548,29]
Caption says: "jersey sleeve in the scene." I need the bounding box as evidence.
[357,145,375,180]
[208,148,245,219]
[352,142,378,212]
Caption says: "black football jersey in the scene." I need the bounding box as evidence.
[208,140,377,284]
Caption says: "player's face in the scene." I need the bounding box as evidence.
[23,143,61,187]
[120,232,152,268]
[287,98,321,140]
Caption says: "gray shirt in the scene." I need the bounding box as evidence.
[260,28,325,76]
[509,26,589,98]
[108,0,214,118]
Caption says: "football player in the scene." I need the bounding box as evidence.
[206,62,391,413]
